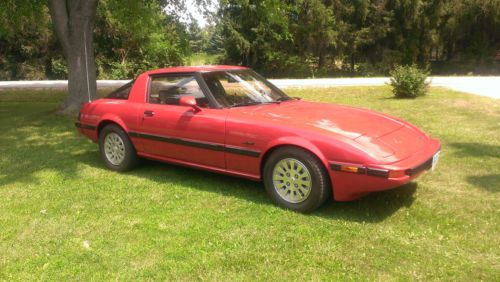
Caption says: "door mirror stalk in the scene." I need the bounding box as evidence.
[179,96,202,112]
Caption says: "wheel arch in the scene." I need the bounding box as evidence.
[97,116,129,136]
[259,137,331,181]
[259,137,334,205]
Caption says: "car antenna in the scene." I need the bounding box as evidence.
[84,29,91,102]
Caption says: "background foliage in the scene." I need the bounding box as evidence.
[1,0,499,80]
[220,0,500,77]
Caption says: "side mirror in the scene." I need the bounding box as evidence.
[179,96,201,112]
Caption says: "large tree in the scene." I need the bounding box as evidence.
[48,0,99,115]
[46,0,209,115]
[94,0,190,79]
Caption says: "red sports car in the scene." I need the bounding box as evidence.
[76,66,440,212]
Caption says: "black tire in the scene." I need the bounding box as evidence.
[99,124,139,171]
[263,147,331,213]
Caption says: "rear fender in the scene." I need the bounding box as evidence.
[97,114,130,135]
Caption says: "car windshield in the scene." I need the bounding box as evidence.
[202,70,291,107]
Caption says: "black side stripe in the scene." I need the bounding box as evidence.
[329,163,342,171]
[129,132,224,151]
[129,131,260,158]
[75,122,97,130]
[366,167,390,178]
[225,146,261,157]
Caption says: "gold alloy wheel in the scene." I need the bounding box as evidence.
[272,158,312,203]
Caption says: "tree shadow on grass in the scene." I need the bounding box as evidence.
[466,174,500,193]
[450,142,500,159]
[0,104,93,187]
[449,142,499,193]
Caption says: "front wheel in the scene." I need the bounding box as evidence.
[263,147,331,213]
[99,124,139,171]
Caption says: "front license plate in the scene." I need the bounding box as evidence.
[431,151,440,170]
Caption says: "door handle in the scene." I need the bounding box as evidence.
[144,110,155,117]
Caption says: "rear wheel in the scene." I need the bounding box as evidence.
[263,147,331,213]
[99,124,139,171]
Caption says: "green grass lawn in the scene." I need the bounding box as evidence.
[0,87,498,280]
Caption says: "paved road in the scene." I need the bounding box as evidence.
[270,77,500,99]
[1,76,498,98]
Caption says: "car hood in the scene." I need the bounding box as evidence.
[233,100,428,160]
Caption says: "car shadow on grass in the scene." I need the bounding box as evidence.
[315,183,417,222]
[0,102,416,223]
[81,154,417,223]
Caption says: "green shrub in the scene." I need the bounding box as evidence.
[389,65,429,98]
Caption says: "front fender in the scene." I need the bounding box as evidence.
[260,136,330,172]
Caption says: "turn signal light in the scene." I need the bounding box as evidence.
[341,166,359,173]
[329,162,367,175]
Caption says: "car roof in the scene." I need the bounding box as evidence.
[144,65,248,75]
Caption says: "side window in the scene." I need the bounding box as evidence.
[148,75,209,107]
[106,82,132,99]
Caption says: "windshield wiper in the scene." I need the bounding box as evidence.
[230,101,281,108]
[277,96,301,101]
[276,97,292,101]
[230,101,263,107]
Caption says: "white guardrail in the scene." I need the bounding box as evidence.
[0,80,130,90]
[0,78,390,90]
[0,77,499,98]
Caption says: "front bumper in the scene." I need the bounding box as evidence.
[329,138,441,201]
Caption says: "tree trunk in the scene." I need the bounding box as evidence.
[48,0,98,116]
[318,49,325,70]
[64,23,97,115]
[350,53,355,74]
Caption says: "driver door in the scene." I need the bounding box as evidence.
[138,74,227,169]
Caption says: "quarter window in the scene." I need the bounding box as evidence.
[148,75,209,108]
[106,81,133,100]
